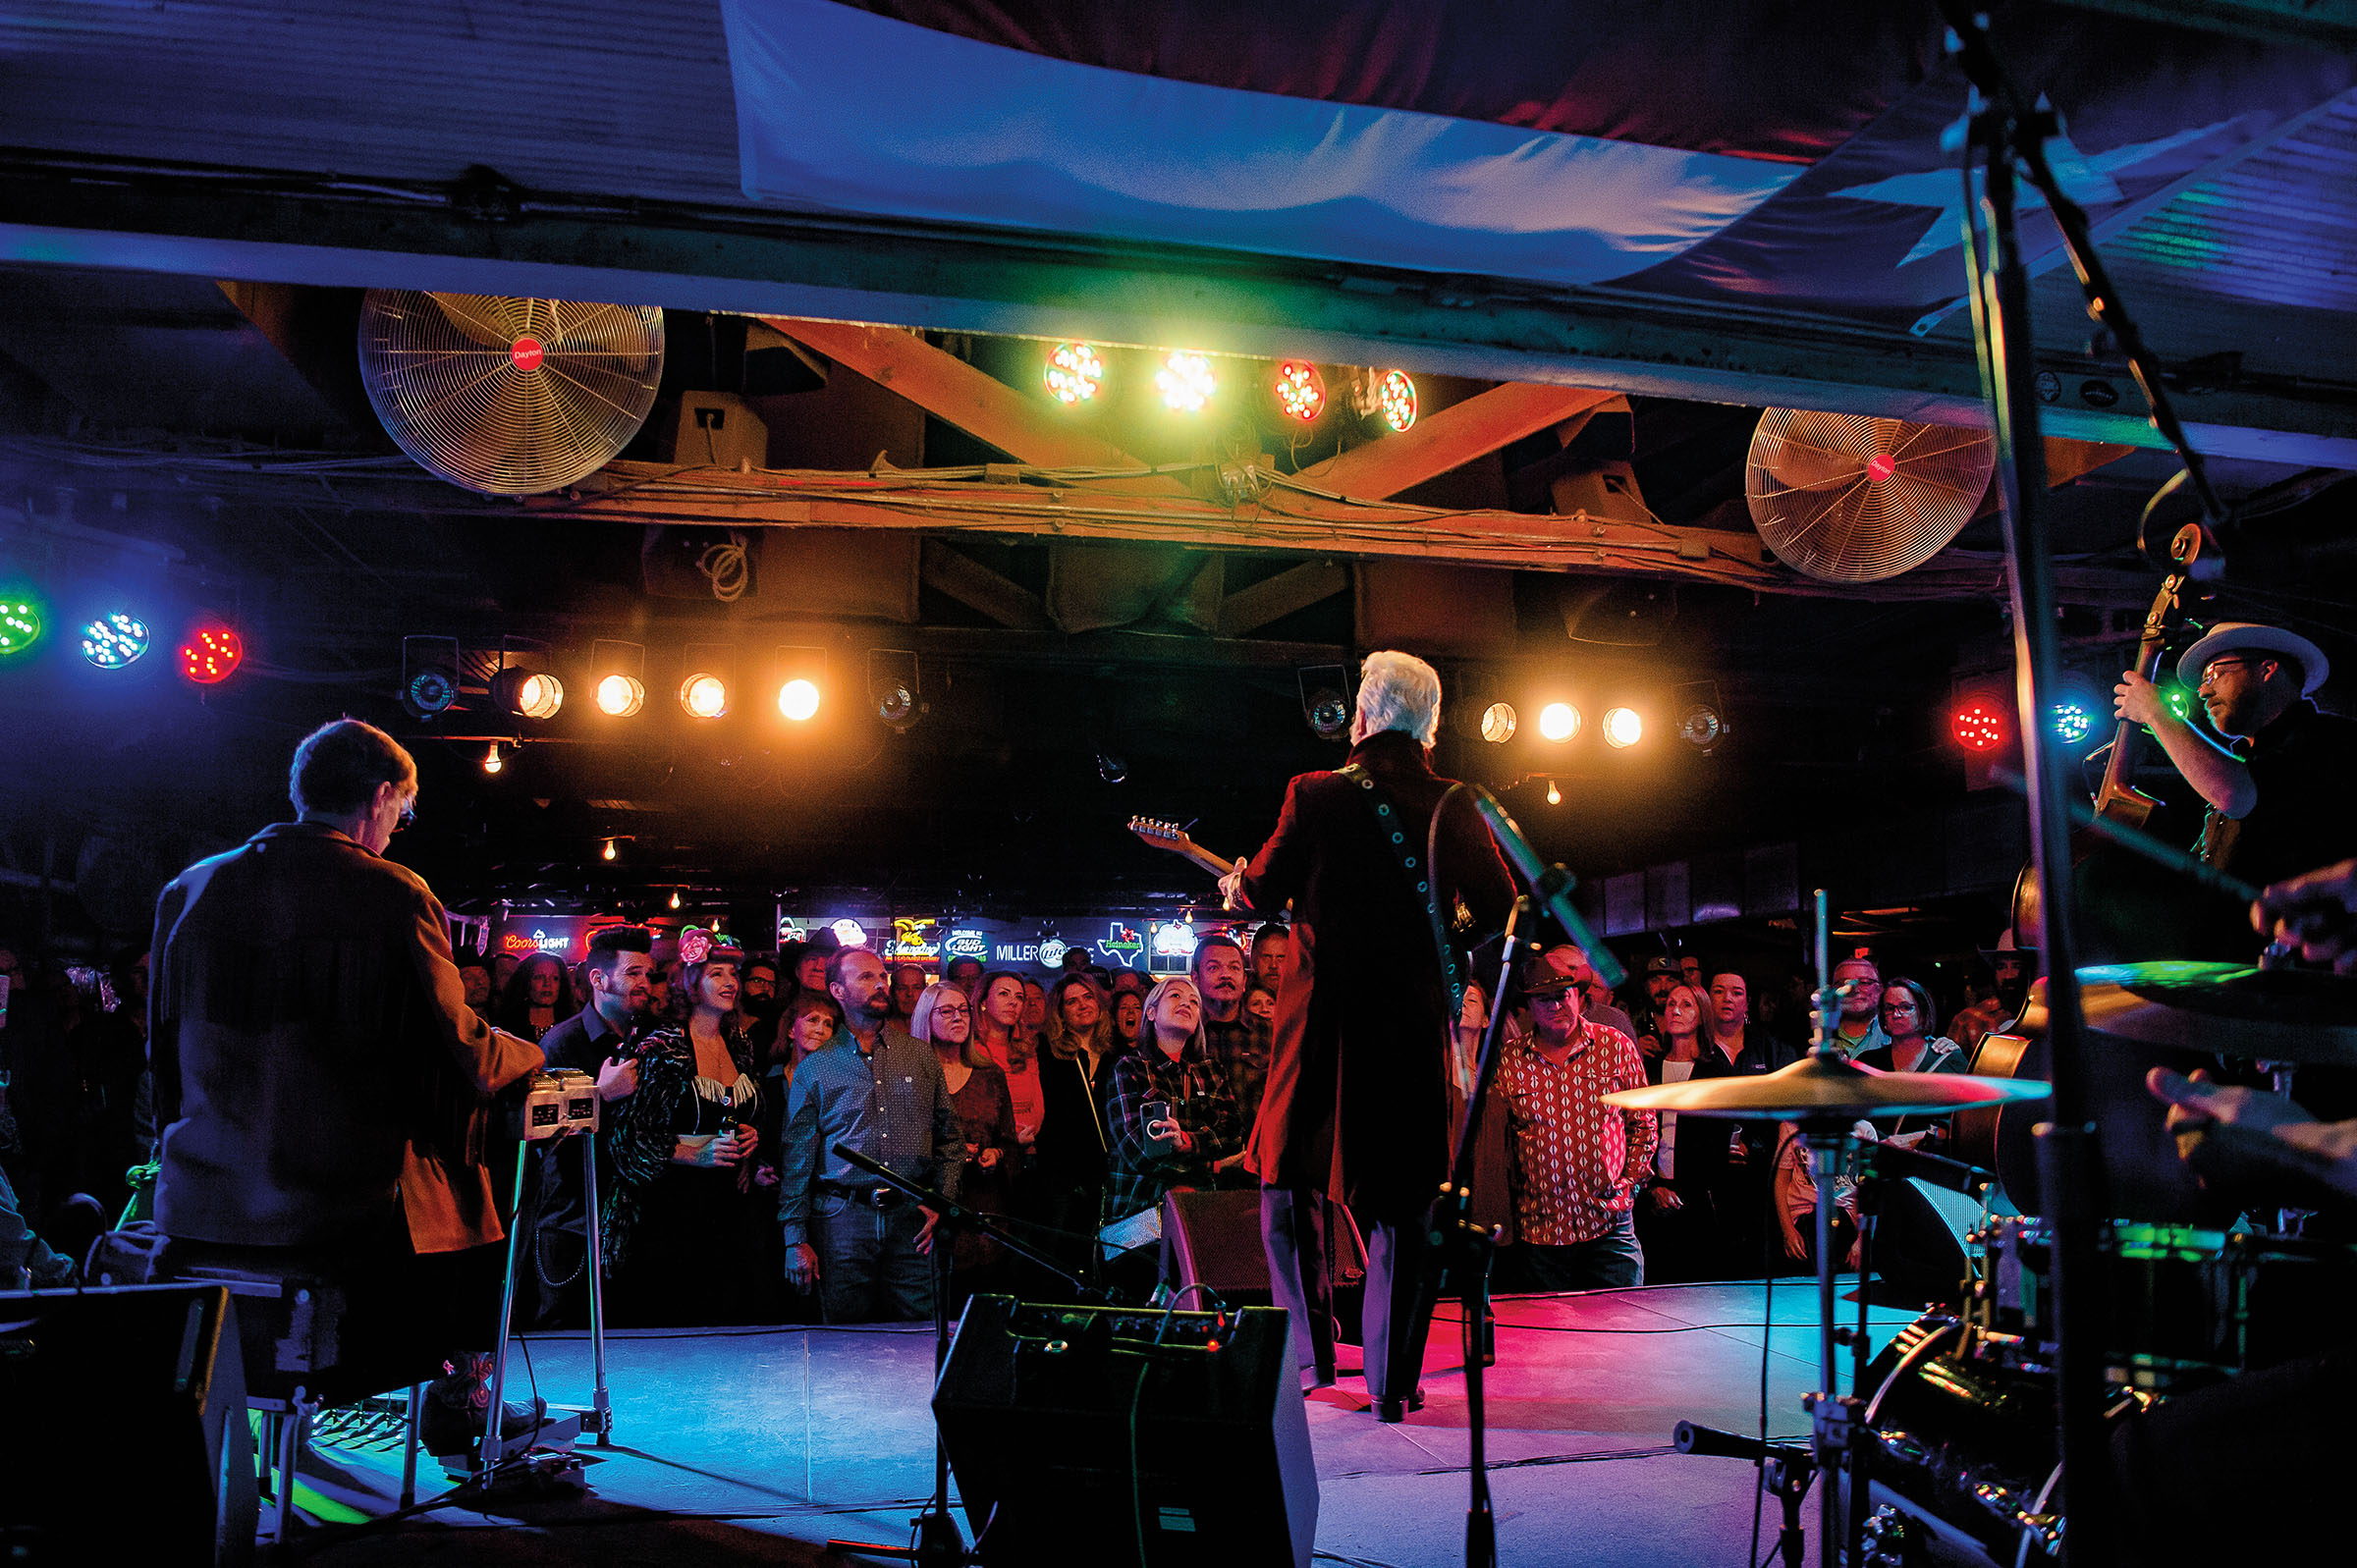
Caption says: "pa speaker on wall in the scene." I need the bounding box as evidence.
[935,1296,1317,1568]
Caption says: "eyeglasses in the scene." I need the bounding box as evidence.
[2198,657,2255,689]
[931,1003,971,1020]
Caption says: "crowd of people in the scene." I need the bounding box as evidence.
[0,886,2020,1320]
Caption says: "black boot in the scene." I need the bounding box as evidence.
[419,1352,547,1456]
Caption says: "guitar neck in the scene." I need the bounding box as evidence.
[1172,842,1237,879]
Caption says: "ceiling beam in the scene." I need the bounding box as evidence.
[918,539,1052,629]
[761,316,1179,493]
[1298,383,1620,500]
[521,461,2157,607]
[1219,561,1351,638]
[7,155,2352,467]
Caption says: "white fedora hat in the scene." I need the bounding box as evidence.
[2177,622,2329,697]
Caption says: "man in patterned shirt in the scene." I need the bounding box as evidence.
[1496,953,1658,1291]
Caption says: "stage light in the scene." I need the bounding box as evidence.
[1480,702,1518,743]
[1378,370,1417,432]
[1097,751,1127,784]
[2051,700,2095,747]
[1678,705,1725,750]
[778,677,821,722]
[681,673,729,719]
[1538,702,1581,742]
[602,838,618,862]
[80,613,149,670]
[1949,695,2007,753]
[596,674,645,717]
[179,622,242,684]
[482,742,504,775]
[1297,665,1352,741]
[1044,342,1105,405]
[0,597,41,657]
[2163,683,2194,724]
[1157,351,1216,412]
[1546,781,1562,806]
[1603,707,1642,748]
[492,669,563,720]
[1273,361,1326,421]
[406,669,457,715]
[867,647,922,733]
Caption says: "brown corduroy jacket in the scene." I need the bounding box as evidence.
[149,822,545,1254]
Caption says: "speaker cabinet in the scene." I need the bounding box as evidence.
[935,1296,1317,1568]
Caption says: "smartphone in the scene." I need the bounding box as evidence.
[1141,1099,1172,1136]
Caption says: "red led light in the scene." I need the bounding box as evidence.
[180,623,243,685]
[510,336,545,372]
[1949,695,2007,753]
[1274,360,1326,421]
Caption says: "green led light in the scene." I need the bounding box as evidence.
[0,599,42,656]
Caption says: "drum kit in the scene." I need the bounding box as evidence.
[1605,951,2357,1568]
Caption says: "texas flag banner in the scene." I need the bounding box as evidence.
[720,1,2351,310]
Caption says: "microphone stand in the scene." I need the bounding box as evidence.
[821,1143,1120,1568]
[1940,9,2132,1557]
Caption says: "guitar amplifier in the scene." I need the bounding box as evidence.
[934,1296,1318,1568]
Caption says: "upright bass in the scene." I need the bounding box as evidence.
[2009,520,2210,960]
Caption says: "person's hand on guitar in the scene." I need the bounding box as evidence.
[1218,863,1250,911]
[2252,857,2357,973]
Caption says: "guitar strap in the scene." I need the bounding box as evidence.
[1337,763,1465,1021]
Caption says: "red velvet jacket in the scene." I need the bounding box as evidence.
[1237,730,1514,1221]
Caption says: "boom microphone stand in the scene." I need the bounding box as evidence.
[822,1143,1117,1568]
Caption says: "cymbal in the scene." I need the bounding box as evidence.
[1603,1050,2052,1119]
[2077,962,2357,1065]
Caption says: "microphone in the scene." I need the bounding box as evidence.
[1857,1139,1994,1196]
[1468,786,1625,989]
[1674,1421,1803,1462]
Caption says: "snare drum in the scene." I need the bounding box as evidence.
[1969,1216,2356,1388]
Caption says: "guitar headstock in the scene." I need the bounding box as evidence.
[1127,816,1197,854]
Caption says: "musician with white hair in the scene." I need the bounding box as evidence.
[1220,650,1514,1422]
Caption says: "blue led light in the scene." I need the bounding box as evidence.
[79,613,149,669]
[2052,701,2094,747]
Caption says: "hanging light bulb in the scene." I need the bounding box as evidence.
[669,889,683,911]
[1546,781,1562,805]
[602,839,618,862]
[482,742,504,776]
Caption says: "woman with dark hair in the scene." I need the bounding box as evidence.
[1858,976,1966,1145]
[1635,982,1715,1282]
[910,982,1016,1305]
[602,934,764,1325]
[494,951,573,1042]
[971,970,1044,1153]
[1032,973,1115,1278]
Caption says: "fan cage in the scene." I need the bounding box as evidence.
[1744,409,1996,583]
[358,292,665,495]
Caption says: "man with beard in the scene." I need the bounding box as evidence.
[739,954,783,1038]
[529,926,653,1325]
[1191,935,1270,1122]
[2111,622,2357,958]
[779,947,960,1323]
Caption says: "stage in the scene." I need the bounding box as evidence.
[288,1279,1919,1567]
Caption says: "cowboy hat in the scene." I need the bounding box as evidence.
[2177,622,2329,697]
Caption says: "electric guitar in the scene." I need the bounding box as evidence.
[1127,817,1243,908]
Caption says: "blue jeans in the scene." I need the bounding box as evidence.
[1503,1208,1645,1291]
[813,1194,935,1324]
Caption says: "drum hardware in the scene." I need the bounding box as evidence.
[1673,1421,1818,1568]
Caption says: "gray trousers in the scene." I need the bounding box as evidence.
[1262,1185,1431,1401]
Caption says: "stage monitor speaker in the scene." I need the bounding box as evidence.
[1162,1188,1271,1302]
[935,1296,1317,1568]
[0,1283,250,1564]
[1873,1177,1982,1308]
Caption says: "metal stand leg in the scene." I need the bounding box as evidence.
[582,1128,613,1444]
[400,1382,422,1508]
[483,1150,532,1462]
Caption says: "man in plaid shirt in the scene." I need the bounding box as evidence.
[1496,953,1659,1291]
[1102,977,1246,1224]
